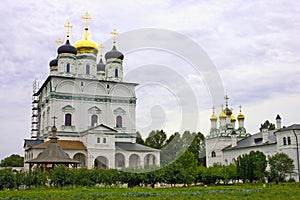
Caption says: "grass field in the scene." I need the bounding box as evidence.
[0,183,299,200]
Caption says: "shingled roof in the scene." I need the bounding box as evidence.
[26,140,80,164]
[30,140,86,150]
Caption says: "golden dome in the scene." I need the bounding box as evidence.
[237,105,245,120]
[219,110,226,119]
[210,114,217,121]
[74,32,98,54]
[74,12,98,54]
[237,112,245,120]
[231,114,236,122]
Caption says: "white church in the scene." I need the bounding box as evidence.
[23,13,160,170]
[206,96,300,181]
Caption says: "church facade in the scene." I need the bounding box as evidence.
[23,13,160,170]
[206,96,300,181]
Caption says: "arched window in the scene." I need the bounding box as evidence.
[86,64,90,75]
[91,115,98,127]
[283,137,286,145]
[66,63,70,73]
[116,116,122,128]
[211,151,216,158]
[287,136,291,145]
[115,68,118,77]
[65,113,72,126]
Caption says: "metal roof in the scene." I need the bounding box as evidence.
[116,142,160,152]
[223,130,277,151]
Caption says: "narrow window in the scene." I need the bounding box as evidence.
[116,116,122,128]
[107,84,110,89]
[65,113,72,126]
[287,136,291,145]
[103,138,106,143]
[211,151,216,158]
[91,115,98,127]
[86,64,90,75]
[115,68,118,77]
[283,137,286,145]
[66,63,70,73]
[97,138,100,143]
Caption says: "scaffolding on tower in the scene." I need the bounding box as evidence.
[31,79,40,139]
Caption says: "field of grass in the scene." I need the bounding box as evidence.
[0,183,299,200]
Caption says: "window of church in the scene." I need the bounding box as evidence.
[66,63,70,73]
[287,136,291,145]
[86,64,90,75]
[65,113,72,126]
[115,68,118,77]
[211,151,216,158]
[97,137,100,143]
[91,115,98,127]
[107,84,110,89]
[103,138,106,143]
[283,137,287,145]
[116,116,122,128]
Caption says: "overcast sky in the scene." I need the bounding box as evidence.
[0,0,299,159]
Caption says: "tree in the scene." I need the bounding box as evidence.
[259,120,275,131]
[50,165,74,187]
[0,168,15,190]
[187,132,206,166]
[0,154,24,167]
[268,152,295,182]
[136,131,145,145]
[236,151,267,182]
[160,132,182,166]
[145,130,167,149]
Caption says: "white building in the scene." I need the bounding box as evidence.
[23,13,160,170]
[206,95,300,181]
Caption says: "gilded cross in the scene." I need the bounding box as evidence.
[239,105,242,112]
[64,21,73,37]
[110,29,118,45]
[98,44,104,57]
[212,106,215,114]
[82,12,92,28]
[52,116,57,126]
[55,38,63,46]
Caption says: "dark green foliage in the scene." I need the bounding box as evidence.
[0,168,15,190]
[145,130,167,149]
[268,152,295,182]
[136,131,145,145]
[0,154,24,167]
[236,151,267,182]
[50,165,74,187]
[187,132,206,166]
[24,170,47,188]
[260,120,275,131]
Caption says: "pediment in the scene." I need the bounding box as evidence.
[81,124,117,135]
[113,107,126,115]
[62,105,75,112]
[88,106,101,114]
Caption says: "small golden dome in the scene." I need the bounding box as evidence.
[219,110,226,119]
[237,105,245,120]
[237,112,245,120]
[231,114,236,122]
[224,107,232,116]
[210,114,217,121]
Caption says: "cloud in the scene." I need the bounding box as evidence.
[0,0,299,159]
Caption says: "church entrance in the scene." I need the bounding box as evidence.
[94,156,109,169]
